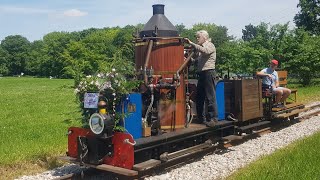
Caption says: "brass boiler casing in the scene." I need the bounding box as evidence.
[135,38,186,129]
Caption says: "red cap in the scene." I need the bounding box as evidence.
[271,59,278,65]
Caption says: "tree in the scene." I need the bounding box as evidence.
[216,41,242,76]
[191,23,232,48]
[0,46,9,75]
[239,23,291,73]
[242,24,257,41]
[61,40,91,81]
[282,29,320,85]
[238,42,272,74]
[0,35,30,75]
[175,24,186,35]
[42,32,75,77]
[294,0,320,35]
[25,40,46,76]
[113,25,135,61]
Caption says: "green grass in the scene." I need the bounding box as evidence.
[0,77,81,166]
[227,131,320,180]
[293,85,320,103]
[287,78,320,103]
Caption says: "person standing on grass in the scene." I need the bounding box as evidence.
[184,30,218,127]
[257,59,291,108]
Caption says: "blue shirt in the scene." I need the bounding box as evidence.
[261,68,278,86]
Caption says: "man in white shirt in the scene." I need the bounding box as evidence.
[257,59,291,108]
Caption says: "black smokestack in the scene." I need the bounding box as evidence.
[140,4,178,37]
[153,4,164,15]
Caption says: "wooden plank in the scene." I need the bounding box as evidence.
[243,103,263,109]
[243,95,260,100]
[279,80,287,86]
[253,127,271,136]
[275,108,309,119]
[272,103,303,111]
[58,156,138,177]
[96,164,138,176]
[222,135,243,141]
[133,159,161,171]
[243,111,263,121]
[277,71,288,78]
[238,121,270,131]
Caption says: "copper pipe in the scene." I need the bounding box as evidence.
[177,52,194,75]
[144,40,154,84]
[152,75,162,78]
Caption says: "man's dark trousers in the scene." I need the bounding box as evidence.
[196,69,218,122]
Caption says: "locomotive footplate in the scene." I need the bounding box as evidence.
[58,156,138,177]
[272,102,308,119]
[134,120,234,164]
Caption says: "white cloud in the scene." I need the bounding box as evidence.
[63,9,88,17]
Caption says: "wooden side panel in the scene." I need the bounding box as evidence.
[158,75,186,129]
[277,71,288,87]
[174,75,186,128]
[240,79,263,121]
[135,39,184,74]
[135,45,147,71]
[224,79,263,122]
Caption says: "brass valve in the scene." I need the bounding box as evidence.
[98,100,107,114]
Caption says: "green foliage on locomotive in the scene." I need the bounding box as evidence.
[74,47,140,128]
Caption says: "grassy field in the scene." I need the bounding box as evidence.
[0,77,81,179]
[291,85,320,103]
[227,131,320,180]
[288,79,320,103]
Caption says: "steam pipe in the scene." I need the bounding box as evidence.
[142,84,155,127]
[177,51,194,75]
[144,40,154,84]
[155,83,178,89]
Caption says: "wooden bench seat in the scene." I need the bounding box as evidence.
[277,71,297,103]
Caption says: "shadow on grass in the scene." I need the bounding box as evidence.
[32,153,64,170]
[63,119,73,124]
[59,85,74,89]
[59,109,82,116]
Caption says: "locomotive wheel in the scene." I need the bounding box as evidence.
[289,115,296,121]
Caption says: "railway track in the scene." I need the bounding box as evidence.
[54,103,320,180]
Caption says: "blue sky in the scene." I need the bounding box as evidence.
[0,0,300,42]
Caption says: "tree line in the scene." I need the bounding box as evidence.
[0,0,319,85]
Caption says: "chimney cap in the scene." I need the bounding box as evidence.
[152,4,165,15]
[140,4,178,37]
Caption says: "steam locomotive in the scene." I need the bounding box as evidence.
[64,4,306,177]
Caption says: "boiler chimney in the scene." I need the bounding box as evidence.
[153,4,164,15]
[140,4,178,37]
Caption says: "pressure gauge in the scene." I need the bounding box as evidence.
[89,113,105,135]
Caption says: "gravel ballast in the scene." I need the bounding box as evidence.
[16,103,320,180]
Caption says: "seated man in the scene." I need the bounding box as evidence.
[256,59,291,108]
